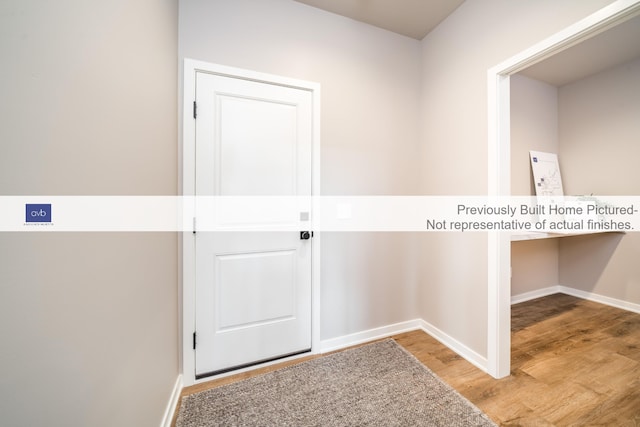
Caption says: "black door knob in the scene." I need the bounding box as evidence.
[300,231,312,240]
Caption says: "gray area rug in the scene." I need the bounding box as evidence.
[176,339,496,426]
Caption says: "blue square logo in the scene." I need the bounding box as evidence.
[533,157,538,163]
[26,204,52,223]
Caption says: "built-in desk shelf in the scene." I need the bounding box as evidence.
[511,230,625,241]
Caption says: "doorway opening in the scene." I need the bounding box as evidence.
[487,0,640,379]
[181,59,322,386]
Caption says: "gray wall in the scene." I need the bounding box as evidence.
[179,0,619,364]
[416,0,615,356]
[559,57,640,303]
[506,57,640,305]
[1,1,633,424]
[178,0,423,340]
[511,75,560,297]
[0,1,179,426]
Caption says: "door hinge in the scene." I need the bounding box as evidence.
[193,101,197,119]
[193,217,196,234]
[193,332,197,350]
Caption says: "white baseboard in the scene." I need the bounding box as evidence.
[511,286,561,305]
[558,286,640,314]
[319,318,488,373]
[319,319,423,353]
[160,375,183,427]
[417,319,488,372]
[512,285,640,315]
[175,285,639,416]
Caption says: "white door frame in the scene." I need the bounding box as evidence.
[486,0,640,379]
[181,59,321,386]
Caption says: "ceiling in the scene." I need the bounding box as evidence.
[519,14,640,86]
[293,0,465,40]
[292,0,640,86]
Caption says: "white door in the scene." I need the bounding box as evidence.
[194,71,313,378]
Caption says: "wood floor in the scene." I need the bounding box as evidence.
[396,293,640,426]
[176,294,640,426]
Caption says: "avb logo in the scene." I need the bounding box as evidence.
[25,204,52,223]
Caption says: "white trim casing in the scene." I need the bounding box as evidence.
[418,319,488,372]
[160,375,183,427]
[181,59,321,387]
[558,286,640,314]
[320,318,488,373]
[512,285,640,315]
[486,0,640,380]
[166,284,639,422]
[511,286,560,305]
[486,71,512,380]
[319,320,424,354]
[179,317,487,388]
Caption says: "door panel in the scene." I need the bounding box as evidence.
[218,95,298,196]
[194,72,313,377]
[216,249,296,330]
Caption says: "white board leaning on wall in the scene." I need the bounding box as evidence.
[529,150,564,197]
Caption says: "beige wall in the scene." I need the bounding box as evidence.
[0,1,179,426]
[179,0,423,339]
[511,75,560,196]
[559,57,640,195]
[3,2,632,423]
[510,75,560,297]
[178,0,625,369]
[417,0,615,356]
[559,57,640,303]
[509,56,640,304]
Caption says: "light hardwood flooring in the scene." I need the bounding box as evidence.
[396,293,640,426]
[176,294,640,426]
